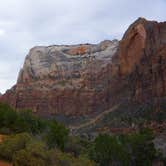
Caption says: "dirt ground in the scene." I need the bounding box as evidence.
[0,135,12,166]
[0,161,12,166]
[0,135,4,143]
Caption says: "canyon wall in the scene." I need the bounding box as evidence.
[1,18,166,118]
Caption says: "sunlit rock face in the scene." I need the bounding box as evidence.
[1,17,166,118]
[18,40,118,85]
[109,18,166,106]
[0,40,118,117]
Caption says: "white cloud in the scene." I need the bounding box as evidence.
[0,0,166,93]
[0,29,5,36]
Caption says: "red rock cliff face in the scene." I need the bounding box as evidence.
[109,18,166,106]
[79,18,166,111]
[1,18,166,117]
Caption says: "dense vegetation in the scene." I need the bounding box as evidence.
[0,103,165,166]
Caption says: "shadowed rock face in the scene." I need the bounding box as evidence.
[1,18,166,118]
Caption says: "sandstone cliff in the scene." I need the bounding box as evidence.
[110,18,166,107]
[0,40,118,117]
[1,18,166,119]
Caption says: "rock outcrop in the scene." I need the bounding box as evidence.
[110,18,166,107]
[0,40,118,117]
[1,18,166,118]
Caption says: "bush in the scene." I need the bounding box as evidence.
[64,136,91,157]
[46,120,69,150]
[49,149,95,166]
[0,103,18,131]
[0,103,46,134]
[88,130,159,166]
[89,134,130,166]
[0,133,32,161]
[125,129,157,166]
[13,138,95,166]
[15,110,46,134]
[13,141,50,166]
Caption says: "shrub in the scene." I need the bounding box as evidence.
[13,140,95,166]
[13,141,50,166]
[64,136,91,157]
[0,103,46,135]
[0,133,32,161]
[15,110,46,134]
[126,129,157,166]
[89,134,130,166]
[88,130,159,166]
[49,149,95,166]
[46,120,69,150]
[0,103,18,131]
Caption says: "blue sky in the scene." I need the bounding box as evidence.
[0,0,166,93]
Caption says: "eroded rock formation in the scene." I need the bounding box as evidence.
[0,40,118,117]
[111,18,166,105]
[1,17,166,118]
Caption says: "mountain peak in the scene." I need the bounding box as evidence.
[0,18,166,121]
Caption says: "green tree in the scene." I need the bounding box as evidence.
[46,120,69,150]
[64,136,91,157]
[89,134,130,166]
[0,103,46,134]
[0,133,31,161]
[126,129,156,166]
[0,103,18,133]
[16,110,46,134]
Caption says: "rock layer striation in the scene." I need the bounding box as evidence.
[1,18,166,118]
[0,40,118,116]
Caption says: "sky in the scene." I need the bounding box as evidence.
[0,0,166,94]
